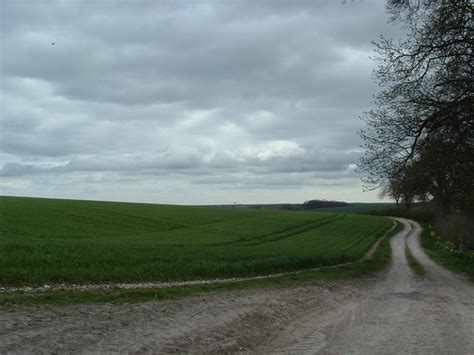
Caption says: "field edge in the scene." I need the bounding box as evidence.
[0,220,402,306]
[420,223,474,282]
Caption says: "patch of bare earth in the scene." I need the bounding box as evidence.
[0,281,367,353]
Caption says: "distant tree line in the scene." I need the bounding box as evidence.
[225,201,350,211]
[302,199,349,210]
[359,0,473,248]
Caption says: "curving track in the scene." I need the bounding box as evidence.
[259,218,474,354]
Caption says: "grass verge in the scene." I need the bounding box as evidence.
[405,246,425,278]
[0,221,402,306]
[420,224,474,282]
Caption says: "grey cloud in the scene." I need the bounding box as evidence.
[191,169,359,190]
[0,163,39,177]
[1,1,393,108]
[191,173,310,190]
[0,162,67,177]
[0,0,400,203]
[0,145,360,179]
[62,148,205,173]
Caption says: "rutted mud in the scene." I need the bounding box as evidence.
[0,282,366,353]
[1,219,472,354]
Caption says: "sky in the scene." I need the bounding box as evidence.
[0,0,404,205]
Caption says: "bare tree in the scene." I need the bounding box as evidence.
[359,0,473,213]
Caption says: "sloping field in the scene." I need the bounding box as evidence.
[314,202,396,213]
[0,196,391,286]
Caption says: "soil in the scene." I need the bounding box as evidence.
[1,218,473,354]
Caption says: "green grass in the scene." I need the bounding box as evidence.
[405,246,426,278]
[316,203,396,214]
[0,221,402,305]
[421,224,474,282]
[219,202,397,213]
[0,196,393,287]
[363,207,434,221]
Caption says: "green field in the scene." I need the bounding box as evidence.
[315,203,397,213]
[0,196,392,286]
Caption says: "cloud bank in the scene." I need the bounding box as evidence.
[0,0,402,204]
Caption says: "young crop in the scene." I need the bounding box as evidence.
[0,196,392,286]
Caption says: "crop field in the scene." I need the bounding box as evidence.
[314,203,397,213]
[0,196,392,286]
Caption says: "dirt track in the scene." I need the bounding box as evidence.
[1,218,473,354]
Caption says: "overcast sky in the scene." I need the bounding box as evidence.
[0,0,404,205]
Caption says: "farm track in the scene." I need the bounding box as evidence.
[1,218,473,354]
[258,218,474,354]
